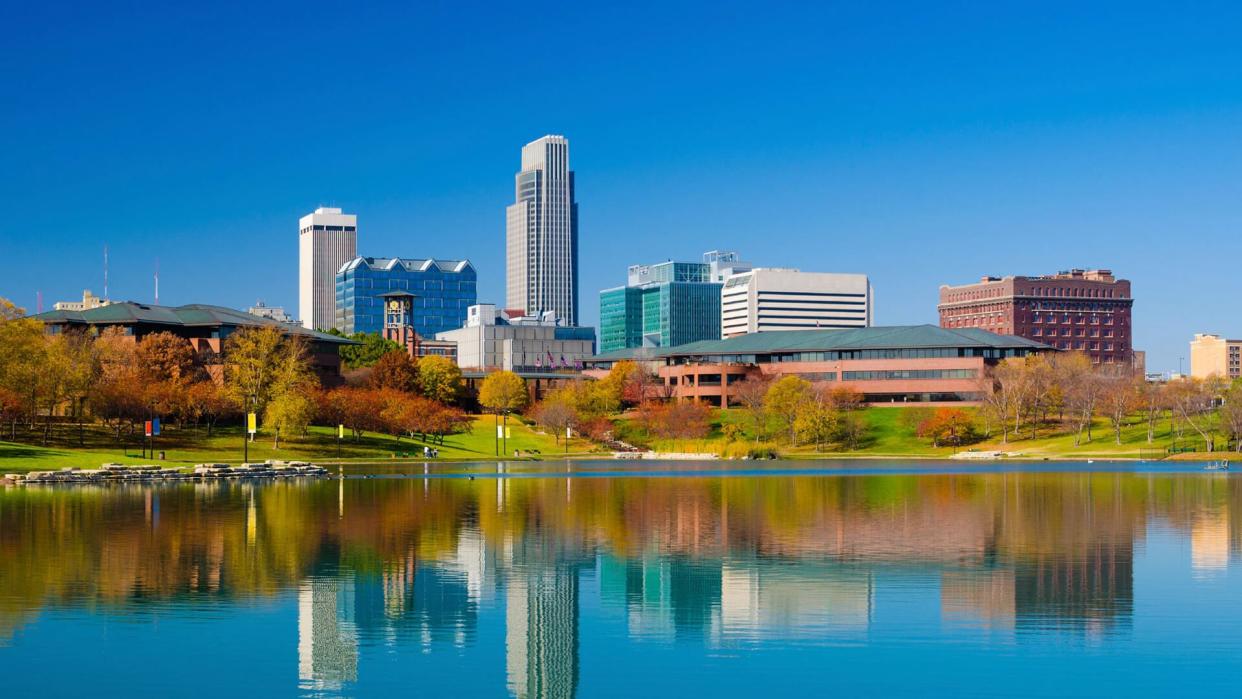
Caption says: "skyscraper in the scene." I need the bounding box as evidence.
[506,135,578,324]
[299,206,357,330]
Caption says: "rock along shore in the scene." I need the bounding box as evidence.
[4,461,330,486]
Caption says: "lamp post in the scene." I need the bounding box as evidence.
[243,393,256,465]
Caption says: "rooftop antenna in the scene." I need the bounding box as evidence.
[154,258,160,305]
[37,291,43,314]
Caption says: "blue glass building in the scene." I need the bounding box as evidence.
[598,252,750,353]
[335,257,477,337]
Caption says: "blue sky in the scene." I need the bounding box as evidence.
[2,1,1240,372]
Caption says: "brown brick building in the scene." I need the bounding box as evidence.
[938,269,1133,365]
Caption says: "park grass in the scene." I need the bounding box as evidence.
[620,405,1236,461]
[0,417,596,473]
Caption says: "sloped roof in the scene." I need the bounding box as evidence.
[34,302,355,344]
[337,256,475,275]
[590,325,1050,362]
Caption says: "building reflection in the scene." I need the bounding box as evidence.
[3,473,1240,692]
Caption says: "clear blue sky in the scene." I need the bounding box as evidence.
[2,1,1240,372]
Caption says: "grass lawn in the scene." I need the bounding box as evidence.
[617,405,1236,461]
[0,417,597,473]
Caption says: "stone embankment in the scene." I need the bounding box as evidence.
[4,461,329,486]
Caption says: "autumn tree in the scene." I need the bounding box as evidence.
[1166,376,1224,452]
[417,355,464,405]
[137,331,200,384]
[1097,370,1142,445]
[1220,381,1242,451]
[731,375,772,444]
[369,350,419,393]
[223,326,316,414]
[764,375,813,445]
[478,370,529,415]
[264,391,315,448]
[916,408,977,448]
[531,390,580,443]
[185,380,236,437]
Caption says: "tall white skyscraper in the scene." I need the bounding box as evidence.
[506,135,579,325]
[298,206,357,330]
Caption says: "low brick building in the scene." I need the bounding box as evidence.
[35,302,354,384]
[585,325,1051,407]
[938,269,1133,365]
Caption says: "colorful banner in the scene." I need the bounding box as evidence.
[247,412,257,435]
[338,424,345,439]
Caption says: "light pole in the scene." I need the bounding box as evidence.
[243,393,255,464]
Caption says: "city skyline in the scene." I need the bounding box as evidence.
[4,3,1242,372]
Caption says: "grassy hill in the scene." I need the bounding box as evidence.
[0,417,596,473]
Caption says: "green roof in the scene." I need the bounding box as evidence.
[33,303,355,344]
[589,325,1050,362]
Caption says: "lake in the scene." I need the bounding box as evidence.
[1,460,1239,697]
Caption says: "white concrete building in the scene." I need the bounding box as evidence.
[506,136,578,325]
[436,304,595,372]
[298,207,357,331]
[721,268,873,338]
[248,301,296,325]
[53,289,112,312]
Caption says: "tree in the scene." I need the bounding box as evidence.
[1136,378,1169,444]
[185,380,236,437]
[1097,371,1142,445]
[598,360,653,408]
[532,391,579,444]
[794,399,838,451]
[51,330,99,445]
[916,408,977,448]
[1220,381,1242,451]
[369,350,419,393]
[764,375,813,445]
[417,355,464,405]
[136,331,200,383]
[223,326,316,415]
[731,375,772,444]
[0,386,21,440]
[1166,376,1224,452]
[336,331,404,369]
[478,370,528,415]
[263,390,315,448]
[0,301,51,435]
[1058,353,1101,446]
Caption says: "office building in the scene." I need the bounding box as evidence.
[599,251,751,353]
[299,206,357,331]
[585,325,1050,407]
[247,301,296,324]
[53,289,112,312]
[938,269,1133,364]
[335,257,476,337]
[721,268,872,338]
[506,135,579,324]
[35,301,354,384]
[1190,333,1242,380]
[436,304,594,373]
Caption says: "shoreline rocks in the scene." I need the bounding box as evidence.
[7,460,329,486]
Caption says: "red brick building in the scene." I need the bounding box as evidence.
[938,269,1133,365]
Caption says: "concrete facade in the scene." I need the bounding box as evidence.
[299,207,357,331]
[721,268,873,338]
[939,269,1133,365]
[506,136,579,325]
[1190,333,1242,380]
[437,304,595,373]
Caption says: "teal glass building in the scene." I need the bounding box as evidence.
[598,253,749,353]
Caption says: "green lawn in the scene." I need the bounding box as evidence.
[617,405,1236,461]
[0,417,596,473]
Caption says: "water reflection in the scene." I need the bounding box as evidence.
[1,468,1240,696]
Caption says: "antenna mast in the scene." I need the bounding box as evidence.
[104,245,109,298]
[154,258,160,305]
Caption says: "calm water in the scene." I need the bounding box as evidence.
[1,460,1240,697]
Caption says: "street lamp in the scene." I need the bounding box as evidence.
[243,393,256,464]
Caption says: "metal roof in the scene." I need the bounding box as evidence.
[589,325,1050,362]
[33,302,355,344]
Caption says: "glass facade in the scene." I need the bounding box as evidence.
[598,262,724,353]
[336,258,477,337]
